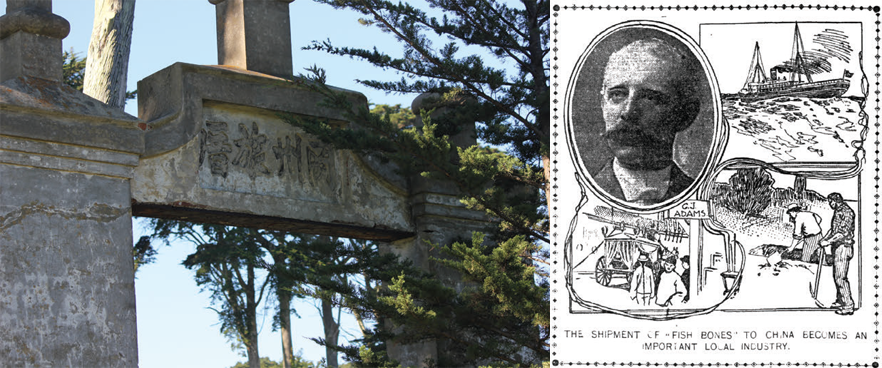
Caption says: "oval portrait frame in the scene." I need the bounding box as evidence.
[564,20,725,212]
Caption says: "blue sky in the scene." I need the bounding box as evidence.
[0,0,421,366]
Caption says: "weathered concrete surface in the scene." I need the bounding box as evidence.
[134,63,414,240]
[0,79,142,366]
[0,77,143,150]
[378,94,492,367]
[210,0,295,78]
[383,174,495,367]
[0,0,70,82]
[0,165,138,367]
[0,1,142,360]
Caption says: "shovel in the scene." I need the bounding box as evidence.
[809,248,826,308]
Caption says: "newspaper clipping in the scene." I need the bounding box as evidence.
[551,3,879,365]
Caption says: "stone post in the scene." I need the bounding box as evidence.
[383,93,488,367]
[209,0,295,78]
[0,0,143,365]
[0,0,69,82]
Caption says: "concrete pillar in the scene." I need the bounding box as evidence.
[0,0,70,82]
[382,92,488,367]
[410,91,478,149]
[0,1,143,365]
[209,0,295,78]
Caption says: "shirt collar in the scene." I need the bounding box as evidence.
[612,158,672,204]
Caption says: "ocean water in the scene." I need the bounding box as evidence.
[721,97,865,163]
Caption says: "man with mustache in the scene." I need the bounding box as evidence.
[591,38,701,205]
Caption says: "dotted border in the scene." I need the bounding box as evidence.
[549,363,876,367]
[549,5,881,367]
[552,5,880,11]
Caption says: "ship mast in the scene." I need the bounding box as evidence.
[790,23,813,83]
[741,41,768,91]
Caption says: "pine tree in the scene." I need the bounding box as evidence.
[283,0,550,365]
[62,49,87,91]
[147,220,270,368]
[252,231,311,368]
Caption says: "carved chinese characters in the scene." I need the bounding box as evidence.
[199,118,336,199]
[232,122,271,179]
[199,121,233,178]
[307,142,332,187]
[272,135,302,177]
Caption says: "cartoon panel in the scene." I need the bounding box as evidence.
[552,5,876,365]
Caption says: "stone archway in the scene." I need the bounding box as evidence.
[0,1,488,366]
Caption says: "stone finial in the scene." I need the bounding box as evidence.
[0,0,70,82]
[209,0,295,78]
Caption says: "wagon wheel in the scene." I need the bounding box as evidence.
[595,256,612,286]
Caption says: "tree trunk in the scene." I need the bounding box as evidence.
[321,294,340,368]
[246,262,261,368]
[524,0,551,215]
[275,259,294,368]
[84,0,136,109]
[278,294,293,368]
[354,269,373,338]
[794,175,807,194]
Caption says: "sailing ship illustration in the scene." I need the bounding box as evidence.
[736,23,851,101]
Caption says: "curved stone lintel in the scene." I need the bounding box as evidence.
[138,62,367,157]
[134,62,415,237]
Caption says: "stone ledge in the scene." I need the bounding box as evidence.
[0,149,135,178]
[132,202,414,242]
[0,135,138,178]
[0,76,139,122]
[0,77,144,155]
[138,62,367,157]
[0,134,140,166]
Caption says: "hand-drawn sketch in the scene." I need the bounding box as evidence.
[567,24,720,210]
[552,5,877,365]
[707,166,861,312]
[703,22,865,163]
[564,20,727,317]
[737,24,851,101]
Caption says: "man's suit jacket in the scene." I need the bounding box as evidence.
[591,160,694,204]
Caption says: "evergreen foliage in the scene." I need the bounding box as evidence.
[304,0,550,177]
[132,236,156,274]
[721,167,776,217]
[281,0,551,365]
[230,355,330,368]
[370,104,417,128]
[147,220,270,367]
[62,49,87,91]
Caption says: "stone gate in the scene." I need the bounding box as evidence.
[0,0,489,366]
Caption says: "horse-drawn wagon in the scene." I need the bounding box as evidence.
[594,229,670,286]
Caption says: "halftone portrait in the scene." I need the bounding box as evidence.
[564,21,723,210]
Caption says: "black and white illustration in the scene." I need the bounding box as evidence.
[552,5,877,365]
[567,23,721,210]
[703,22,866,163]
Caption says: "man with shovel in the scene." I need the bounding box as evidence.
[785,204,823,263]
[819,192,856,315]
